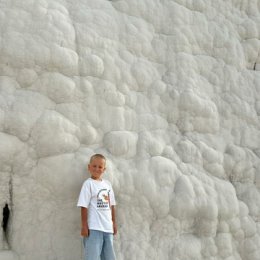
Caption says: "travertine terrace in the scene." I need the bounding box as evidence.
[0,0,260,259]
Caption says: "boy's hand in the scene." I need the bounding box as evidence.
[81,226,89,237]
[113,223,117,235]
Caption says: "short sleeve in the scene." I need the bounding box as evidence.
[77,180,91,208]
[109,186,116,206]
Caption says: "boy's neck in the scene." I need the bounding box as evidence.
[91,176,102,181]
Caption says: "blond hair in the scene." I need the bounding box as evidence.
[89,154,106,163]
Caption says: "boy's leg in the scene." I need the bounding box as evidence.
[100,232,116,260]
[83,230,103,260]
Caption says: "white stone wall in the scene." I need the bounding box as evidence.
[0,0,260,259]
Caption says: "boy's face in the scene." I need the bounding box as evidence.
[88,158,106,180]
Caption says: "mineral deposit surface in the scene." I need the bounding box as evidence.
[0,0,260,260]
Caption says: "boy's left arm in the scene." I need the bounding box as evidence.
[111,205,117,235]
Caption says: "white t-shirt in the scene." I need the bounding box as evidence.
[77,178,116,233]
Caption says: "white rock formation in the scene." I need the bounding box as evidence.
[0,0,260,260]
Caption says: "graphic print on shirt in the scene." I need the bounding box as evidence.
[97,189,110,210]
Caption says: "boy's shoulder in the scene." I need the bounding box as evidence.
[82,178,92,186]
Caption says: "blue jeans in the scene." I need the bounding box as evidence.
[83,230,115,260]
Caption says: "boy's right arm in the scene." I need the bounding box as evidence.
[81,207,89,237]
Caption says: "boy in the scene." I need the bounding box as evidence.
[77,154,117,260]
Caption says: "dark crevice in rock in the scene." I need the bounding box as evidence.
[2,203,10,234]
